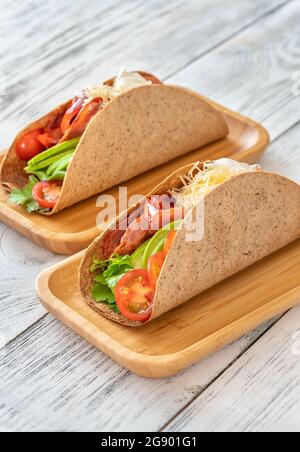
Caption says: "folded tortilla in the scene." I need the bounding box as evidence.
[0,74,229,215]
[79,162,300,326]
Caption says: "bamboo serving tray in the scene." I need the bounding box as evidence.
[0,100,269,255]
[36,239,300,378]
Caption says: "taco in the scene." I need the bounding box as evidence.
[79,158,300,326]
[0,69,228,215]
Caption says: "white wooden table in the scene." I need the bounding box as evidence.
[1,0,300,433]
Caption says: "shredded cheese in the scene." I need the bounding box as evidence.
[83,69,152,106]
[170,158,261,211]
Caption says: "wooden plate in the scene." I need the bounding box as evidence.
[36,239,300,378]
[1,100,269,255]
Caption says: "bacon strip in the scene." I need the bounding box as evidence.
[100,230,126,260]
[114,215,153,256]
[113,204,184,257]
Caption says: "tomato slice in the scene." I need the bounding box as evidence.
[32,181,62,209]
[37,128,63,148]
[62,98,102,140]
[163,230,177,257]
[115,270,154,322]
[16,129,45,161]
[148,251,165,288]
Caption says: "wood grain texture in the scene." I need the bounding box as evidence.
[0,0,287,149]
[165,306,300,432]
[170,0,300,141]
[259,120,300,182]
[0,315,277,432]
[0,224,61,346]
[0,0,300,432]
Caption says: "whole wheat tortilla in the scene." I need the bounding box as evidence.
[0,81,229,215]
[79,164,300,326]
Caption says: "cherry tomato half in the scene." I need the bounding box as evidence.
[37,128,63,148]
[148,251,165,288]
[16,129,45,161]
[163,230,177,257]
[115,270,154,322]
[32,181,62,209]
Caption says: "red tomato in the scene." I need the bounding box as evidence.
[32,181,62,209]
[60,96,86,133]
[16,129,45,161]
[115,270,154,322]
[62,98,102,140]
[37,128,63,148]
[148,252,165,288]
[163,230,177,257]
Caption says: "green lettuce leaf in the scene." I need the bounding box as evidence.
[90,257,109,273]
[91,283,119,312]
[8,176,48,213]
[103,255,133,290]
[90,255,134,312]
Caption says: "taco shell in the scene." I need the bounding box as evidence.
[79,164,300,326]
[0,83,229,215]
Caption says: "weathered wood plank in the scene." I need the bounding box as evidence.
[259,119,300,182]
[0,315,276,432]
[0,226,61,344]
[0,0,287,148]
[170,0,300,141]
[165,305,300,432]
